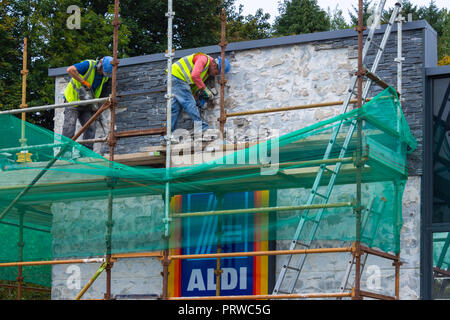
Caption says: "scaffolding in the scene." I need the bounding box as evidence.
[0,0,412,300]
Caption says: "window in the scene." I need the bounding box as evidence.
[423,70,450,300]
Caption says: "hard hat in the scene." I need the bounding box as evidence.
[215,57,231,74]
[102,56,113,78]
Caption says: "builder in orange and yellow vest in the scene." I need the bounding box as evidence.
[167,53,230,142]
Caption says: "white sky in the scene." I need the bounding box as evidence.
[234,0,450,24]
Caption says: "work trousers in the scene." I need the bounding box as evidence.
[62,100,96,150]
[170,76,209,132]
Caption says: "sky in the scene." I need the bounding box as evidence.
[234,0,450,24]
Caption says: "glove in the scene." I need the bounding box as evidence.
[81,80,91,89]
[199,87,213,100]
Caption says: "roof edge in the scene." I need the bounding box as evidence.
[49,20,433,77]
[426,65,450,77]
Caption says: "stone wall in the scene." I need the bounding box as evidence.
[50,21,436,299]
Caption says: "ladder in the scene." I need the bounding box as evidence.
[272,0,402,295]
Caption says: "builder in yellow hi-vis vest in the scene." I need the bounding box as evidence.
[63,57,112,150]
[169,53,230,142]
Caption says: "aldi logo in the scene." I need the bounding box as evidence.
[168,191,275,297]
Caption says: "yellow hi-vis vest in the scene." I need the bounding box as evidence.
[64,60,109,103]
[171,53,210,88]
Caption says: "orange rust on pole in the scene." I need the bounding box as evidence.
[20,38,29,147]
[353,242,362,300]
[360,245,399,261]
[360,290,396,300]
[393,253,402,300]
[169,247,353,260]
[0,258,105,268]
[434,267,450,277]
[215,195,224,297]
[160,249,170,300]
[17,211,24,300]
[72,101,111,141]
[225,99,372,118]
[169,292,352,300]
[352,0,365,302]
[115,127,166,138]
[17,266,23,300]
[103,0,121,301]
[9,247,342,264]
[219,8,227,136]
[112,251,162,259]
[0,283,51,293]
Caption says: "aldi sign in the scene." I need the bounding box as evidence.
[169,191,275,297]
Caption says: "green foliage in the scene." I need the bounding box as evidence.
[0,0,22,112]
[436,9,450,59]
[348,0,375,27]
[389,1,449,60]
[118,0,272,56]
[327,5,350,31]
[273,0,330,36]
[226,7,272,42]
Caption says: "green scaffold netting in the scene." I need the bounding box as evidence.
[0,87,416,287]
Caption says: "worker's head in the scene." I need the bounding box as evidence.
[98,56,113,78]
[215,57,231,75]
[209,57,231,76]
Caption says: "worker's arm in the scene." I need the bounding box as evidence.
[67,63,91,89]
[191,55,210,91]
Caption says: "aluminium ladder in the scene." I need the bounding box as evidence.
[272,0,402,295]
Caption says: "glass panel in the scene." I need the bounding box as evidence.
[433,232,450,299]
[432,77,450,224]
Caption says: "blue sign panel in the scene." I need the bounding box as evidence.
[180,192,255,297]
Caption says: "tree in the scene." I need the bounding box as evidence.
[438,9,450,62]
[348,0,375,27]
[0,0,131,129]
[226,7,272,42]
[0,0,22,112]
[418,0,446,35]
[327,5,350,31]
[273,0,330,36]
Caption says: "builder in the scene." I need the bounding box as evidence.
[169,53,230,139]
[62,57,113,150]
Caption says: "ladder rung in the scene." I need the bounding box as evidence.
[312,190,327,199]
[285,265,302,272]
[293,240,310,248]
[274,289,291,294]
[333,142,347,151]
[371,41,384,51]
[323,167,338,174]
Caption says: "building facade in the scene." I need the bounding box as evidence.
[48,20,447,300]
